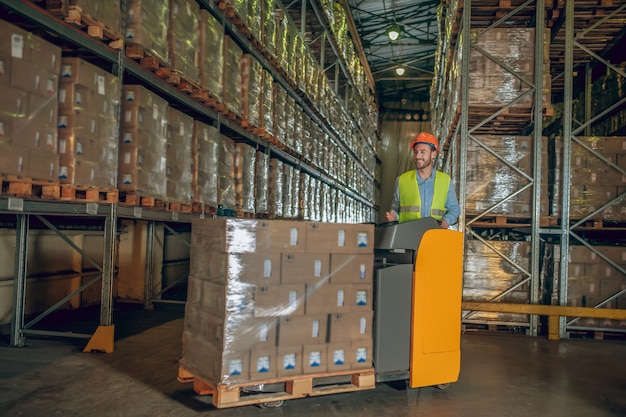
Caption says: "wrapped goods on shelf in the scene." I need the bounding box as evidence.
[463,239,532,324]
[272,83,286,146]
[468,28,542,107]
[283,97,296,150]
[222,36,243,116]
[292,108,303,156]
[125,0,169,65]
[199,9,224,102]
[168,0,200,84]
[247,0,262,42]
[182,218,374,384]
[240,55,262,129]
[301,118,313,162]
[544,244,626,329]
[192,121,219,208]
[277,19,294,82]
[58,57,120,188]
[290,165,302,220]
[282,163,294,219]
[465,136,549,217]
[218,134,236,212]
[0,19,61,180]
[261,0,278,59]
[71,0,123,34]
[119,85,168,198]
[255,150,269,215]
[166,107,194,203]
[551,136,626,220]
[260,69,274,137]
[269,158,284,218]
[234,143,256,214]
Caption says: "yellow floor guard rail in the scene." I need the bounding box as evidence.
[462,302,626,340]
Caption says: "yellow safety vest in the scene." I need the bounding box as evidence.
[398,170,450,223]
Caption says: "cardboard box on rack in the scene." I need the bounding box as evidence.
[278,314,328,347]
[305,283,351,315]
[281,252,330,284]
[329,253,374,284]
[253,284,305,317]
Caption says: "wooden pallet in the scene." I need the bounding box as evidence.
[60,185,118,203]
[125,43,168,72]
[178,366,376,409]
[191,202,218,216]
[167,200,192,213]
[119,192,167,209]
[1,176,60,199]
[154,67,202,96]
[466,215,533,228]
[63,7,123,49]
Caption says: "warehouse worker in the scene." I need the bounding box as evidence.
[385,132,460,228]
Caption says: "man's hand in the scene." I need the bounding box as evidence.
[384,211,398,222]
[440,219,449,229]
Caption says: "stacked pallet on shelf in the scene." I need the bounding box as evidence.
[234,142,256,215]
[166,107,194,207]
[465,135,550,219]
[0,19,61,183]
[167,0,200,87]
[118,85,169,202]
[198,9,224,107]
[551,136,626,222]
[217,134,236,214]
[58,57,120,191]
[124,0,169,67]
[192,120,219,212]
[181,218,375,408]
[240,54,262,130]
[543,244,626,331]
[222,36,243,118]
[255,149,270,217]
[463,239,532,326]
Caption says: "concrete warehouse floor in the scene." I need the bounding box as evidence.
[1,305,625,417]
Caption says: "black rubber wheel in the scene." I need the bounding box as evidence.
[258,400,284,408]
[436,383,450,390]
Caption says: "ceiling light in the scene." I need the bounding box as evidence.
[395,66,406,76]
[387,24,402,41]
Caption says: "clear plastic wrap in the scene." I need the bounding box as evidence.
[57,57,119,188]
[223,36,243,116]
[465,135,549,217]
[125,0,169,65]
[168,0,200,84]
[282,163,294,218]
[255,150,270,215]
[247,0,262,42]
[260,70,274,136]
[463,239,531,323]
[273,84,286,146]
[182,218,375,384]
[118,85,168,198]
[72,0,123,34]
[241,55,262,128]
[199,9,224,101]
[218,134,236,211]
[261,0,277,59]
[192,121,219,208]
[234,143,256,213]
[269,158,284,218]
[166,107,194,203]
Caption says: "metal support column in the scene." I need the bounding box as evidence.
[530,0,546,336]
[558,0,575,339]
[10,213,29,347]
[458,0,470,232]
[100,203,117,326]
[144,220,156,310]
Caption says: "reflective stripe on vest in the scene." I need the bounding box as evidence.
[398,170,451,223]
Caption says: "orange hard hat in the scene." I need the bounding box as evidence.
[409,132,439,153]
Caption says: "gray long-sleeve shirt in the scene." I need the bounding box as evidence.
[390,169,461,226]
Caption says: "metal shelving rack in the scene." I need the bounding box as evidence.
[436,0,626,337]
[0,0,379,347]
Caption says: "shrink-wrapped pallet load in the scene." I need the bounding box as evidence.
[192,121,219,209]
[199,9,224,103]
[168,0,200,85]
[166,107,194,204]
[125,0,169,65]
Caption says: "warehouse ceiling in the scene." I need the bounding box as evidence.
[343,0,440,109]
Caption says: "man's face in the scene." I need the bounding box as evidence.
[413,143,436,169]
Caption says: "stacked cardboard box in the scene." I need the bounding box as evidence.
[166,107,194,203]
[192,120,219,208]
[58,57,120,188]
[0,20,60,180]
[552,136,626,220]
[466,136,549,217]
[168,0,200,85]
[125,0,169,65]
[118,85,168,199]
[545,244,626,329]
[182,218,374,384]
